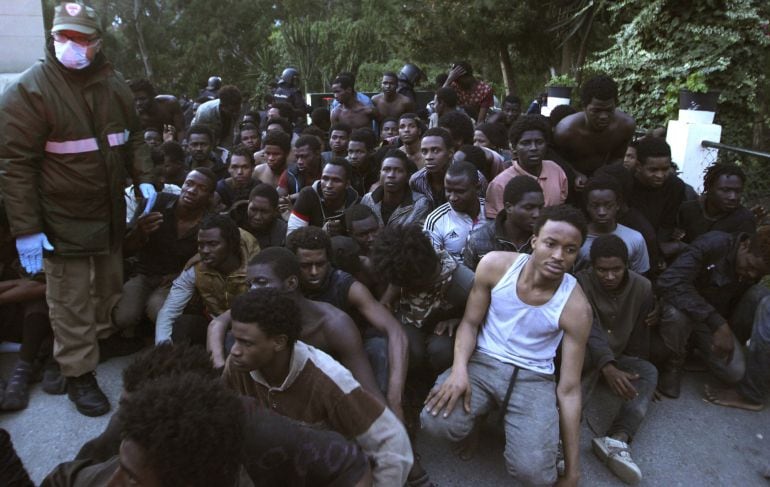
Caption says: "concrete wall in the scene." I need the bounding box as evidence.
[0,1,45,93]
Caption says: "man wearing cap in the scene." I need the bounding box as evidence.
[0,1,155,417]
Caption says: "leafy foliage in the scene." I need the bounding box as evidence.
[588,0,770,148]
[37,0,770,154]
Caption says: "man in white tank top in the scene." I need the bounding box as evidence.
[421,205,593,486]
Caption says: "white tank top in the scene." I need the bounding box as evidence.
[476,253,576,375]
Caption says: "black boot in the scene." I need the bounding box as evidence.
[1,360,32,411]
[66,372,110,417]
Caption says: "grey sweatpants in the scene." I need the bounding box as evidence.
[420,351,558,486]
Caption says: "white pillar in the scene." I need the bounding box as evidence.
[0,0,45,94]
[542,97,570,117]
[666,116,722,194]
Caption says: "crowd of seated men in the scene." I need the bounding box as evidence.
[1,65,768,487]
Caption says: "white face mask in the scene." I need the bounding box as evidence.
[53,39,93,70]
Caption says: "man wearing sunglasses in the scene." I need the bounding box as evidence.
[0,2,155,417]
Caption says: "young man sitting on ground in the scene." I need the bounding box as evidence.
[577,234,658,484]
[208,247,384,404]
[253,130,291,188]
[463,175,544,270]
[361,149,430,228]
[322,123,352,164]
[215,144,257,211]
[421,205,592,486]
[423,161,486,260]
[287,158,360,237]
[371,225,474,376]
[628,137,686,262]
[230,183,287,249]
[485,115,568,219]
[117,168,216,337]
[285,226,408,417]
[71,343,372,486]
[656,226,770,399]
[44,372,244,486]
[677,162,757,245]
[223,288,412,486]
[155,215,259,345]
[575,175,650,275]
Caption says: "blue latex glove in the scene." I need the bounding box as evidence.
[16,233,54,274]
[138,183,157,216]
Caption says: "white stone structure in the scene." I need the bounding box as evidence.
[0,1,45,95]
[666,109,722,194]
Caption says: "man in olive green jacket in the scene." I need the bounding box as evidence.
[0,2,154,417]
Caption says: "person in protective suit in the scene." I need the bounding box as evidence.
[0,1,156,418]
[199,75,222,101]
[397,63,424,104]
[273,68,309,131]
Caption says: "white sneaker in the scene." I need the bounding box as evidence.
[592,436,642,485]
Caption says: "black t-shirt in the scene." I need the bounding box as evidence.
[305,269,356,314]
[216,178,257,210]
[132,194,203,276]
[350,162,380,197]
[629,175,685,233]
[292,183,359,228]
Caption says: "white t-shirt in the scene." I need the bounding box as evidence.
[576,223,650,274]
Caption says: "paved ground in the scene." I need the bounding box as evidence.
[2,350,769,486]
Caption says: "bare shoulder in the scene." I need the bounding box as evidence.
[554,112,584,140]
[615,109,636,133]
[371,93,384,102]
[559,282,593,333]
[313,300,357,329]
[476,251,521,288]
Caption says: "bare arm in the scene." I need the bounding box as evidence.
[368,105,380,124]
[330,107,340,125]
[477,106,489,125]
[0,279,46,305]
[207,309,231,369]
[327,311,386,403]
[379,283,400,309]
[556,286,593,486]
[608,111,636,161]
[443,65,465,88]
[348,281,408,418]
[424,252,509,417]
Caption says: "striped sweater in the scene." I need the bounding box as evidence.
[223,341,412,486]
